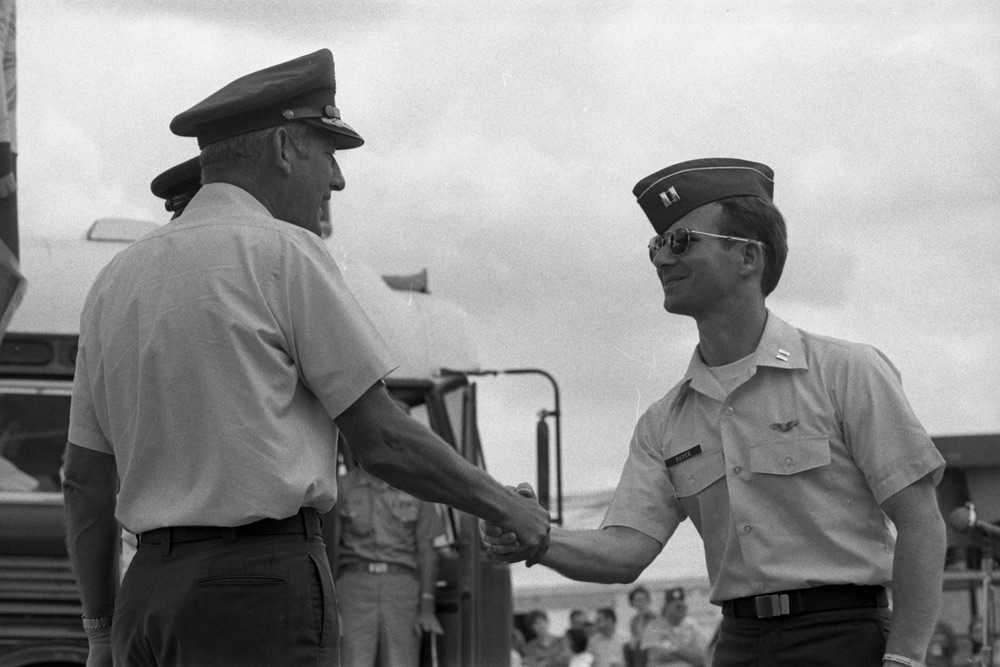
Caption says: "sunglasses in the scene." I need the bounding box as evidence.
[648,228,766,262]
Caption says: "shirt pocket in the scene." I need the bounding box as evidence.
[389,495,420,524]
[749,435,831,476]
[337,495,373,535]
[668,448,726,498]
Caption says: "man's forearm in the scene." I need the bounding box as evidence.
[63,443,119,618]
[339,392,522,527]
[539,525,662,584]
[337,384,551,564]
[364,420,517,525]
[885,507,945,660]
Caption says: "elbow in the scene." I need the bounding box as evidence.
[609,563,646,585]
[348,429,412,485]
[572,557,647,585]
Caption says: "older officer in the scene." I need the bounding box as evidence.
[63,49,549,667]
[485,158,945,667]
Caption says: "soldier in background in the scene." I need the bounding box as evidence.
[150,156,201,220]
[335,443,446,666]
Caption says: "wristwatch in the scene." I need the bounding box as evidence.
[81,614,113,630]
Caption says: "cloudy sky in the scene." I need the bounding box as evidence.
[15,1,1000,498]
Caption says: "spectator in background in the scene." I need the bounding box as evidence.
[512,626,528,667]
[568,609,593,639]
[626,586,658,667]
[588,608,627,667]
[568,626,595,667]
[523,609,572,667]
[640,587,707,667]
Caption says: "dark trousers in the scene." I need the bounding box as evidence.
[712,607,891,667]
[113,530,337,666]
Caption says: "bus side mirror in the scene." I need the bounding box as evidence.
[536,413,550,512]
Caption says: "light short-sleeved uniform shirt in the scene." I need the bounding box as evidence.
[336,466,446,571]
[587,631,628,667]
[69,183,396,534]
[602,311,944,604]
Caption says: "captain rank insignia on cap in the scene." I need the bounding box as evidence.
[170,49,364,150]
[659,186,680,208]
[633,158,775,234]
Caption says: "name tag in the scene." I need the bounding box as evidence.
[665,445,702,468]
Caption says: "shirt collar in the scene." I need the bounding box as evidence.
[678,310,808,402]
[182,182,275,220]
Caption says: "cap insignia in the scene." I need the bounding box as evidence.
[659,186,680,209]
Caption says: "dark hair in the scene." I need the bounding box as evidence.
[525,609,549,629]
[716,195,788,296]
[567,628,589,654]
[597,607,616,623]
[628,585,650,604]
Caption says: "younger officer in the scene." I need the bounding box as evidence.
[63,49,550,667]
[485,158,946,667]
[336,460,446,666]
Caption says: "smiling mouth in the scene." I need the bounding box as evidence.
[662,276,686,288]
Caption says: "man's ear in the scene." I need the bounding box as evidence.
[738,241,765,280]
[271,126,296,176]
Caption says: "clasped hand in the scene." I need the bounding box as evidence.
[480,482,550,566]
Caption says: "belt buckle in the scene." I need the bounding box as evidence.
[754,593,790,618]
[367,562,389,574]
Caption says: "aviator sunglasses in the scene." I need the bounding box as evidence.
[648,228,766,262]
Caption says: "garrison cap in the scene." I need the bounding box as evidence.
[150,157,202,213]
[634,158,774,234]
[170,49,364,150]
[664,587,685,603]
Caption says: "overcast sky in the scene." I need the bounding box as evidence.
[15,1,1000,496]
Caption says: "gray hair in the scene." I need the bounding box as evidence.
[200,123,312,180]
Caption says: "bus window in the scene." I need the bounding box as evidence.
[0,393,69,493]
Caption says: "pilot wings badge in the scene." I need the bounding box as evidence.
[769,420,799,433]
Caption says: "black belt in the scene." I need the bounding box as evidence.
[722,585,888,619]
[138,508,321,548]
[338,560,415,575]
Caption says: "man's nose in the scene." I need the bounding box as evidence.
[330,158,345,191]
[651,246,677,268]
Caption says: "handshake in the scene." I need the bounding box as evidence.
[481,482,551,567]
